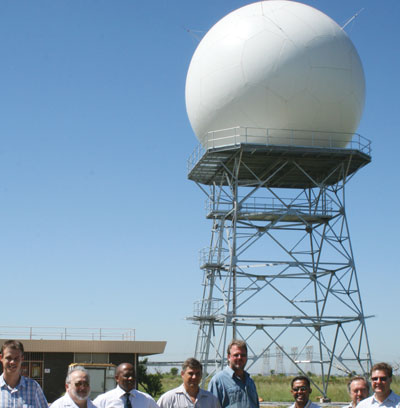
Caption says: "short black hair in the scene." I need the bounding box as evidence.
[291,376,311,388]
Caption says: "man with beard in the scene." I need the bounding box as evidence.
[208,340,259,408]
[51,366,96,408]
[0,339,48,407]
[93,362,158,408]
[289,376,320,408]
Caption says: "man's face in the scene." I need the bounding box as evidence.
[181,367,202,393]
[66,371,90,402]
[291,380,311,405]
[349,379,369,406]
[0,347,23,376]
[116,364,135,392]
[227,345,247,372]
[371,369,391,397]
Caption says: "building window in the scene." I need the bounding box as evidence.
[22,352,44,388]
[74,353,108,363]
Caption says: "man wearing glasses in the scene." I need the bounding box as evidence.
[208,340,259,408]
[357,363,399,408]
[290,376,320,408]
[51,366,96,408]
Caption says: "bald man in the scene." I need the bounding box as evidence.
[93,363,158,408]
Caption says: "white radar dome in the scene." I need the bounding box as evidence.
[185,0,365,149]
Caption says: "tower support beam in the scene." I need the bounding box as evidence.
[188,143,372,398]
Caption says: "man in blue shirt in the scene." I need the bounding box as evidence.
[208,340,259,408]
[0,339,48,408]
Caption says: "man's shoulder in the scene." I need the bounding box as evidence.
[157,385,184,405]
[20,375,42,389]
[49,395,67,408]
[199,388,220,400]
[132,389,157,401]
[211,367,232,382]
[244,371,255,383]
[388,391,400,404]
[357,396,374,407]
[93,387,119,402]
[158,385,183,398]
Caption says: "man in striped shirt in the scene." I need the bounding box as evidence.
[158,358,220,408]
[0,339,48,407]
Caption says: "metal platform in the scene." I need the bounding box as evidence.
[188,144,371,188]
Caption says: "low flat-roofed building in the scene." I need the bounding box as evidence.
[0,327,166,402]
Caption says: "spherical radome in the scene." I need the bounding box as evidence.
[185,1,365,148]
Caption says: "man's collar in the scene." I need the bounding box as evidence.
[116,385,136,396]
[293,399,312,408]
[179,383,201,399]
[225,366,248,379]
[0,373,23,389]
[373,390,395,403]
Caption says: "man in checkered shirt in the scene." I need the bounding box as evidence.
[0,339,48,407]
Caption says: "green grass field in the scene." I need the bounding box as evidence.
[157,374,400,403]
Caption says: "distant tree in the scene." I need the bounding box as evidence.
[137,359,163,399]
[270,369,275,376]
[170,367,179,376]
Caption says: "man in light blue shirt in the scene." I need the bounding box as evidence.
[357,363,400,408]
[208,340,259,408]
[0,339,48,408]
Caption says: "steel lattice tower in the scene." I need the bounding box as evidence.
[187,130,372,399]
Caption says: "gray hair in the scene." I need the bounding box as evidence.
[66,366,90,384]
[347,376,369,393]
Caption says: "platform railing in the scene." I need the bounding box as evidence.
[187,126,372,173]
[0,326,136,341]
[206,196,334,217]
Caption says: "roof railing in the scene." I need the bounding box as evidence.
[0,326,136,341]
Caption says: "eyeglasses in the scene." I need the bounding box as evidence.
[74,381,89,387]
[292,386,308,392]
[371,376,388,382]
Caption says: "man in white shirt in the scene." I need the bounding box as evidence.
[51,366,96,408]
[93,362,158,408]
[289,376,320,408]
[342,376,369,408]
[357,363,400,408]
[158,357,220,408]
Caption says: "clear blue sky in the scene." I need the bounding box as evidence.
[0,0,399,369]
